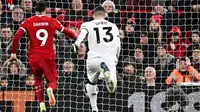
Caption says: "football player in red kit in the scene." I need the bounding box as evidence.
[10,0,77,111]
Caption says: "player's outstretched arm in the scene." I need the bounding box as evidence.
[74,29,88,46]
[72,28,88,53]
[62,27,77,39]
[11,28,25,56]
[54,19,77,39]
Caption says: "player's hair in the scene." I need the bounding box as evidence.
[93,6,106,16]
[35,0,47,12]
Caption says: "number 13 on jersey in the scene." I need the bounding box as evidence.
[93,27,113,44]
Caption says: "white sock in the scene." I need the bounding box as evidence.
[86,83,98,111]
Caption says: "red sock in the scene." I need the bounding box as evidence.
[34,78,44,103]
[48,82,57,90]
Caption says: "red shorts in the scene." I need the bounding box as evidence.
[29,58,58,84]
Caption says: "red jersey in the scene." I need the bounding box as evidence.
[12,15,76,61]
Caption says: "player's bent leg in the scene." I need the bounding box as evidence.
[34,78,47,111]
[85,82,99,112]
[86,58,102,111]
[41,59,57,107]
[30,60,45,104]
[47,87,56,107]
[34,78,45,103]
[30,60,47,111]
[40,102,46,112]
[100,62,116,93]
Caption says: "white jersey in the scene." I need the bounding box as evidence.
[75,19,121,64]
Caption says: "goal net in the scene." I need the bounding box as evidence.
[0,0,200,112]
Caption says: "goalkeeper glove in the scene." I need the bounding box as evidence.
[72,44,79,54]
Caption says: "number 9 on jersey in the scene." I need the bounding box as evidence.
[36,29,48,46]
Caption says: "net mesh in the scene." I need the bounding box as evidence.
[0,0,200,112]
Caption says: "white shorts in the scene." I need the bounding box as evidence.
[86,58,117,84]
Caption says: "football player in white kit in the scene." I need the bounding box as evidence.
[72,6,121,112]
